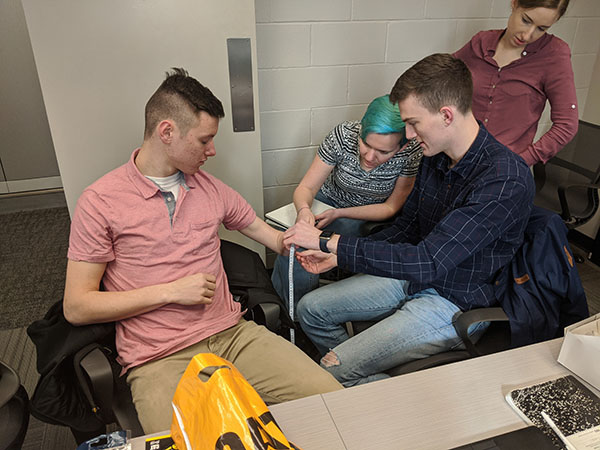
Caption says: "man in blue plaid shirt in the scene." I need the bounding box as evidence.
[283,53,535,387]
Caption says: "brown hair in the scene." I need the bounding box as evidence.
[390,53,473,115]
[516,0,570,18]
[144,68,224,139]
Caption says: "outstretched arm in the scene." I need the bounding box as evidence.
[239,216,286,255]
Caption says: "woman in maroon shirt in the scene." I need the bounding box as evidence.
[455,0,577,166]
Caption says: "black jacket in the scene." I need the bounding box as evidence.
[27,301,114,432]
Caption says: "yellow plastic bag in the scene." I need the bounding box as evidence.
[170,353,302,450]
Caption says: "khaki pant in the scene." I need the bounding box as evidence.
[127,319,342,433]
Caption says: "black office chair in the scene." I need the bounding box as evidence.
[534,120,600,230]
[66,239,290,442]
[346,307,510,377]
[0,361,30,450]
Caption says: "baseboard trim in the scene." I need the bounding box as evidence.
[0,187,64,199]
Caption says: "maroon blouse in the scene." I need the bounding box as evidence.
[455,29,578,165]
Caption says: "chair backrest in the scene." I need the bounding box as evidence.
[534,120,600,227]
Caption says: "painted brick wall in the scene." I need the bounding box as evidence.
[256,0,600,216]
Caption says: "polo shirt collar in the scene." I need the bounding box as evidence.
[126,148,196,200]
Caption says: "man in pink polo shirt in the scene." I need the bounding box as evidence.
[63,68,342,433]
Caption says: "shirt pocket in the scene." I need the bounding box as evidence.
[187,218,221,254]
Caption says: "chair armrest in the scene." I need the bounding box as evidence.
[548,157,596,180]
[453,308,508,357]
[245,302,281,332]
[0,361,20,409]
[360,220,393,236]
[557,182,600,224]
[73,344,115,423]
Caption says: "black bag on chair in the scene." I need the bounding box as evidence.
[220,240,293,331]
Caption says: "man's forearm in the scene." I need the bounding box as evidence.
[63,283,169,326]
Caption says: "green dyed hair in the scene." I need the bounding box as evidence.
[360,95,407,147]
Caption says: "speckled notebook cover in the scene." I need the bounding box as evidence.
[506,375,600,449]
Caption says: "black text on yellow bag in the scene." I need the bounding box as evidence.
[170,353,302,450]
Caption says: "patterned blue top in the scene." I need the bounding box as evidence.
[318,121,422,208]
[337,123,535,311]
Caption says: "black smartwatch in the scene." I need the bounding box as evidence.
[319,230,335,253]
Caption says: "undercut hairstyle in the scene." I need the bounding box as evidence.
[360,95,406,145]
[390,53,473,115]
[144,68,225,139]
[516,0,570,18]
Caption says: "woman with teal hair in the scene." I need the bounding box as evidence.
[272,94,422,306]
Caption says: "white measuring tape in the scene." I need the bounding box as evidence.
[288,244,296,344]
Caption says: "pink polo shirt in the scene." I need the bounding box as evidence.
[68,149,256,372]
[455,30,578,165]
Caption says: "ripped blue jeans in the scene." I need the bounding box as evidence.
[297,274,488,387]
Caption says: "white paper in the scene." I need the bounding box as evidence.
[265,199,334,229]
[568,425,600,450]
[558,313,600,392]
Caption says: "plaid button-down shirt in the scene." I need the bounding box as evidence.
[337,124,535,311]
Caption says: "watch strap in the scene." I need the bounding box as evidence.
[319,237,330,253]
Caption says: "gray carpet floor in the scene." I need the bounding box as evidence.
[0,205,76,448]
[1,206,600,449]
[0,207,70,329]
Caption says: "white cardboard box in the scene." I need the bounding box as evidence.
[557,312,600,391]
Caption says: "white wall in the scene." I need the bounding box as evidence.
[0,0,61,194]
[255,0,600,214]
[22,0,266,255]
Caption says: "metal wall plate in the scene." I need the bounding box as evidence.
[227,38,255,132]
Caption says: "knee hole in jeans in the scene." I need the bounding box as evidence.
[321,350,340,367]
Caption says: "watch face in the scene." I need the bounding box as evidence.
[320,230,335,239]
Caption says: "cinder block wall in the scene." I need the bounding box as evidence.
[255,0,600,262]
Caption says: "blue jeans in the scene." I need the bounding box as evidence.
[271,191,366,312]
[296,274,489,387]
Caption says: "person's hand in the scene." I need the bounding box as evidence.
[296,206,316,226]
[314,208,339,229]
[296,250,338,274]
[166,273,216,305]
[283,221,321,251]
